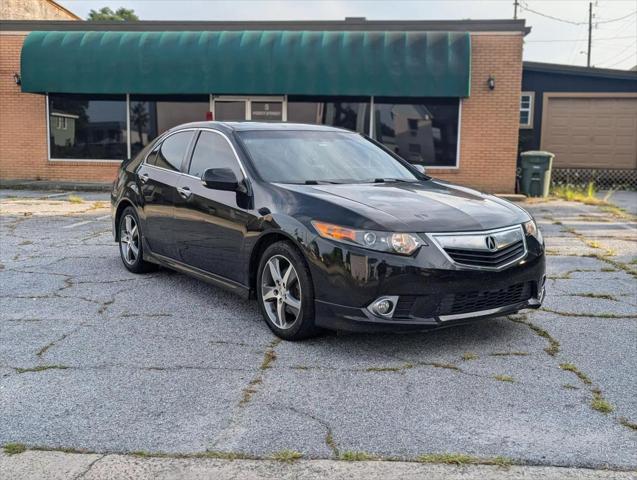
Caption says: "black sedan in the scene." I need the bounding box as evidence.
[111,122,545,340]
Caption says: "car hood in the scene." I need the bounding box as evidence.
[278,180,529,232]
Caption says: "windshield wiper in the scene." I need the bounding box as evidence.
[304,180,343,185]
[364,178,414,183]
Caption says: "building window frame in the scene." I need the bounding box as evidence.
[45,93,463,167]
[520,91,534,129]
[46,93,127,164]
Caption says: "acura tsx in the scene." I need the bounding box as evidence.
[111,122,545,340]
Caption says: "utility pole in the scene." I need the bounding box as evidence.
[513,0,519,20]
[587,2,592,67]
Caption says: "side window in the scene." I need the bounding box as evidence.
[155,131,193,171]
[188,131,242,178]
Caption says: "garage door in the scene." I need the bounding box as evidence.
[541,96,637,169]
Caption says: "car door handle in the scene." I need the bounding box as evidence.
[139,172,150,183]
[177,186,192,199]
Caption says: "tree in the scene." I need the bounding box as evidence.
[87,7,139,21]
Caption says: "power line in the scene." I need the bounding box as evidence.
[598,41,637,66]
[603,50,637,68]
[519,1,636,26]
[519,3,587,25]
[527,35,636,43]
[596,10,637,24]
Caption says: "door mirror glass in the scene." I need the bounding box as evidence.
[202,168,239,191]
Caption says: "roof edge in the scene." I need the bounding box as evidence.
[1,18,529,34]
[524,61,637,80]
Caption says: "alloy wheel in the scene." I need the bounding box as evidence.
[261,254,302,329]
[120,214,140,265]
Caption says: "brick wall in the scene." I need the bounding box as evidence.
[429,34,525,193]
[0,34,120,183]
[0,32,524,192]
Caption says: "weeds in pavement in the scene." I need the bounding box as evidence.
[270,450,303,462]
[15,365,69,374]
[4,443,26,455]
[67,195,84,204]
[493,374,515,383]
[416,453,512,467]
[591,389,614,414]
[366,363,413,372]
[339,451,376,461]
[619,418,637,431]
[559,363,592,385]
[461,352,479,361]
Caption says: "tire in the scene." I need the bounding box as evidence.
[256,241,322,340]
[118,206,156,274]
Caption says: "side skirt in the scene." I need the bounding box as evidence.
[143,245,250,300]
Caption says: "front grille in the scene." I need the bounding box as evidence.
[444,239,526,269]
[438,282,532,316]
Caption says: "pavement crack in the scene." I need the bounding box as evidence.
[75,453,107,479]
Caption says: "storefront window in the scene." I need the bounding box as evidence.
[129,95,209,156]
[287,97,369,134]
[48,94,126,160]
[371,98,459,167]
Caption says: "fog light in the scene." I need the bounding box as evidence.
[367,296,399,318]
[375,300,392,315]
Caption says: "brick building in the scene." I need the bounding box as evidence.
[1,19,529,192]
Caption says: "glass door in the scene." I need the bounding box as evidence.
[213,96,285,121]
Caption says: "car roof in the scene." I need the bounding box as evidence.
[174,121,352,134]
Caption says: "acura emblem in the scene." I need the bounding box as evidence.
[485,235,497,251]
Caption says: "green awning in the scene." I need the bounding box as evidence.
[21,30,471,97]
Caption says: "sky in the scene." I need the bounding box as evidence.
[57,0,637,70]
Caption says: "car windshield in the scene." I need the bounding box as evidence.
[237,130,419,184]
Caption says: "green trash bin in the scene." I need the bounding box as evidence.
[519,151,554,197]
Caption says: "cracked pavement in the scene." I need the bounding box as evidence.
[0,190,636,471]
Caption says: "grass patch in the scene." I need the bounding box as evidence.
[4,443,27,455]
[542,307,636,319]
[461,352,479,361]
[559,363,592,385]
[509,316,560,356]
[562,384,579,390]
[89,201,109,210]
[270,450,303,462]
[366,363,413,373]
[15,365,69,374]
[260,339,280,370]
[493,374,515,383]
[339,451,376,461]
[489,352,529,357]
[424,362,459,371]
[193,451,253,460]
[575,293,616,301]
[600,267,617,272]
[416,453,512,467]
[239,378,262,406]
[67,194,84,204]
[591,389,613,414]
[619,417,637,431]
[585,254,637,278]
[18,240,33,246]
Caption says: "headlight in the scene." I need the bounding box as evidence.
[311,221,425,255]
[523,219,543,243]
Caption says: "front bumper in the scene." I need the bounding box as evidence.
[305,234,546,333]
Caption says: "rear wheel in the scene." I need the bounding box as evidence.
[118,206,155,273]
[256,242,321,340]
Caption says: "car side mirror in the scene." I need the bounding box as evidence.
[413,164,426,174]
[202,168,239,191]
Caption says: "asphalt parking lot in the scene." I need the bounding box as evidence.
[0,189,635,472]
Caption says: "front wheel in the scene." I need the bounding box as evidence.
[256,242,322,340]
